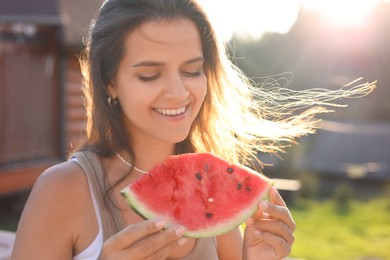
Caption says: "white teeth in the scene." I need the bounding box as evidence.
[155,106,186,116]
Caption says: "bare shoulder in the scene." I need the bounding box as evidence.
[12,160,92,258]
[29,160,90,211]
[35,160,87,194]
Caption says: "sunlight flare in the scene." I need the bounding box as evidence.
[300,0,380,28]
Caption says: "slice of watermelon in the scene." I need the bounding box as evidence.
[121,152,274,238]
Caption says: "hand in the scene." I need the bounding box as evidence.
[243,187,296,260]
[101,219,186,259]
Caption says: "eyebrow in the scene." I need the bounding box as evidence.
[132,56,204,67]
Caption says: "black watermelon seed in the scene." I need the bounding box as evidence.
[205,213,213,218]
[195,172,202,180]
[246,186,252,191]
[237,182,242,190]
[227,167,234,173]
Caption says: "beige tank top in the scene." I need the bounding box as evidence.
[73,150,219,260]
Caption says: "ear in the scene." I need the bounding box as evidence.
[107,82,117,98]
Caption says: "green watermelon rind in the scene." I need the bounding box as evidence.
[120,177,274,238]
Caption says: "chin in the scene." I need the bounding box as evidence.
[167,131,191,144]
[171,136,189,144]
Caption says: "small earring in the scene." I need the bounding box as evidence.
[107,97,119,108]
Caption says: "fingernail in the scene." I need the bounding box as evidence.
[154,219,166,229]
[175,226,186,237]
[261,201,268,211]
[177,237,187,246]
[254,230,261,237]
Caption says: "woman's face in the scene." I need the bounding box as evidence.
[110,18,207,146]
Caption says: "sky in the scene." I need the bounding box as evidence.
[197,0,385,41]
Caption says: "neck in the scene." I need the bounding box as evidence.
[131,140,175,170]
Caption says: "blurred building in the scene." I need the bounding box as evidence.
[297,120,390,197]
[0,0,101,196]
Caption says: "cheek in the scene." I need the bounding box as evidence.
[119,95,153,133]
[191,76,208,104]
[120,92,152,115]
[117,85,149,116]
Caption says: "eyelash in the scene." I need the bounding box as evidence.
[139,74,160,82]
[138,71,201,82]
[183,71,201,77]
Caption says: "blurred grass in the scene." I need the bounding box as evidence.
[290,196,390,260]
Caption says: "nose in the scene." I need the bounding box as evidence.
[164,73,190,99]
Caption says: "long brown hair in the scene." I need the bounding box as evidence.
[80,0,222,159]
[80,0,376,170]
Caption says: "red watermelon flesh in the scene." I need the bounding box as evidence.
[121,152,273,238]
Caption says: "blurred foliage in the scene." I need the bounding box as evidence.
[0,192,28,232]
[332,182,354,214]
[228,3,390,122]
[290,191,390,259]
[296,171,320,200]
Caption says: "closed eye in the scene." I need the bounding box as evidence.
[139,74,160,82]
[182,71,202,77]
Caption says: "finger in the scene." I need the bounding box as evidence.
[248,203,264,223]
[251,219,295,245]
[249,187,284,222]
[254,230,292,259]
[127,225,186,258]
[260,201,296,231]
[270,187,287,207]
[104,218,166,251]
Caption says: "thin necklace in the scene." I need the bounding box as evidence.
[115,152,149,174]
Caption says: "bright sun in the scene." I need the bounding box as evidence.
[300,0,380,28]
[198,0,302,40]
[197,0,383,41]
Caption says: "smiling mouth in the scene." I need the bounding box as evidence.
[154,105,187,116]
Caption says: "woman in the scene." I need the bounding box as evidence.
[12,0,374,259]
